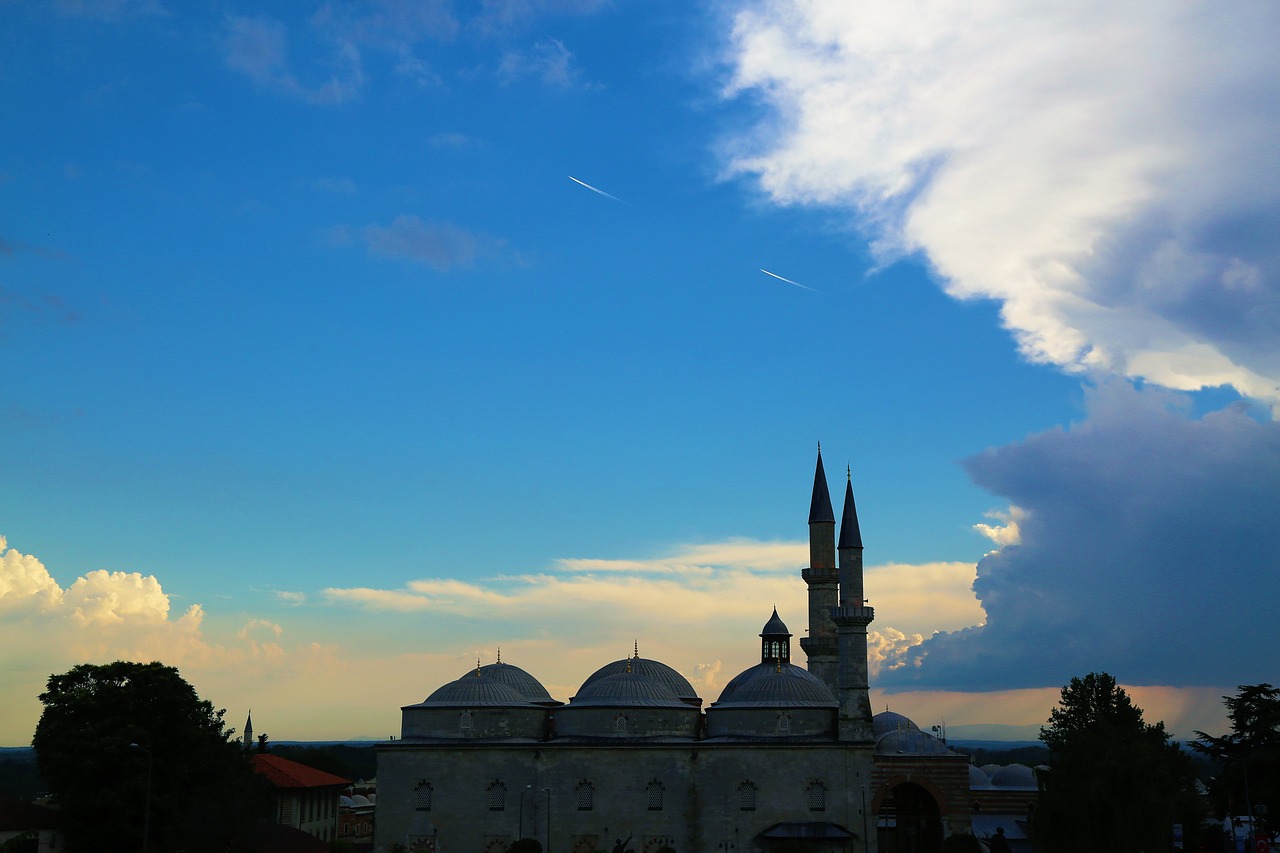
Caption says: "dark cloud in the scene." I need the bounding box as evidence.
[879,381,1280,692]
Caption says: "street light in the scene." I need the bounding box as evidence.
[519,784,533,839]
[541,787,551,853]
[129,743,152,853]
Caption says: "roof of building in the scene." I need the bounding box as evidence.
[989,763,1038,788]
[760,607,791,638]
[0,796,56,832]
[713,662,838,708]
[875,727,954,756]
[838,474,862,549]
[579,657,699,704]
[414,671,539,708]
[468,661,558,704]
[251,754,350,789]
[568,671,690,708]
[873,710,920,736]
[240,821,330,853]
[809,449,835,524]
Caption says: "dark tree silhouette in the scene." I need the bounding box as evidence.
[1035,672,1201,853]
[1194,683,1280,839]
[32,661,271,853]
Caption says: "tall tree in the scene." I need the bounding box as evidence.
[32,661,271,853]
[1194,683,1280,838]
[1035,672,1201,853]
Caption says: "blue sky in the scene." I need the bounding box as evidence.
[2,0,1277,745]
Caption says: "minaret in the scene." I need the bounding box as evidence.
[833,469,875,742]
[800,446,840,693]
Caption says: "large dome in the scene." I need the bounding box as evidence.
[569,671,689,708]
[875,728,953,756]
[466,662,557,705]
[579,657,700,704]
[415,672,536,707]
[713,662,837,708]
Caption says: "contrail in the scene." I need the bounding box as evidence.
[568,175,623,203]
[760,268,817,292]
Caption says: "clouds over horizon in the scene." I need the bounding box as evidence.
[723,0,1280,407]
[879,381,1280,692]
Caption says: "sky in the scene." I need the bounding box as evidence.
[1,0,1277,746]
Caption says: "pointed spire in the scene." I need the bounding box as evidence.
[838,468,863,549]
[634,639,639,659]
[496,647,502,664]
[809,445,835,524]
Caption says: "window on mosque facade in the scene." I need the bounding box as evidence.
[415,781,433,811]
[615,714,627,734]
[807,780,827,811]
[460,710,474,733]
[488,781,507,811]
[738,780,757,811]
[646,779,664,811]
[576,780,594,811]
[777,712,791,733]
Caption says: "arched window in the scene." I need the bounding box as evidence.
[415,780,433,811]
[487,780,507,811]
[646,779,665,811]
[576,780,594,811]
[777,712,791,733]
[807,780,827,812]
[737,780,757,811]
[615,714,628,734]
[460,710,474,733]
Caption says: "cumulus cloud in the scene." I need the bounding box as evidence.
[879,380,1280,692]
[722,0,1280,406]
[223,14,366,105]
[361,215,513,270]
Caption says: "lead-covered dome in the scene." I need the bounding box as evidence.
[873,710,919,736]
[467,661,558,705]
[579,657,700,705]
[417,672,537,708]
[569,671,688,708]
[713,663,838,708]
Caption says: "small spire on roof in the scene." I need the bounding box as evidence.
[475,656,481,676]
[634,639,639,658]
[496,647,502,664]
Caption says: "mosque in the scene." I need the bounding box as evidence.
[374,450,1036,853]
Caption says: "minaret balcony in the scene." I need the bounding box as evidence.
[801,566,839,583]
[831,604,875,625]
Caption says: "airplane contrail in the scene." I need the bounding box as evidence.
[568,175,623,203]
[760,268,818,292]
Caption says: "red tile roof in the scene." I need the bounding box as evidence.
[250,754,350,789]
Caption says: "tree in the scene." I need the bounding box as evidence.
[1194,683,1280,839]
[32,661,271,853]
[1034,672,1201,853]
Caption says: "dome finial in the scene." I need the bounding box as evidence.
[496,646,502,664]
[634,639,639,658]
[475,655,481,676]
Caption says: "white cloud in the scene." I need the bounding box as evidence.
[722,0,1280,406]
[223,14,367,105]
[973,506,1025,549]
[497,38,584,88]
[0,536,63,612]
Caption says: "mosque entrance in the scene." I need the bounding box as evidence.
[876,782,943,853]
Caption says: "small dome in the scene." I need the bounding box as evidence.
[339,796,355,807]
[760,608,791,637]
[990,764,1038,788]
[714,662,837,708]
[873,710,920,736]
[875,728,953,756]
[569,671,688,708]
[351,794,372,807]
[579,658,700,704]
[969,765,993,788]
[468,662,557,704]
[415,672,536,707]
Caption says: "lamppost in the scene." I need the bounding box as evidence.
[542,787,551,853]
[520,785,533,839]
[129,743,152,853]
